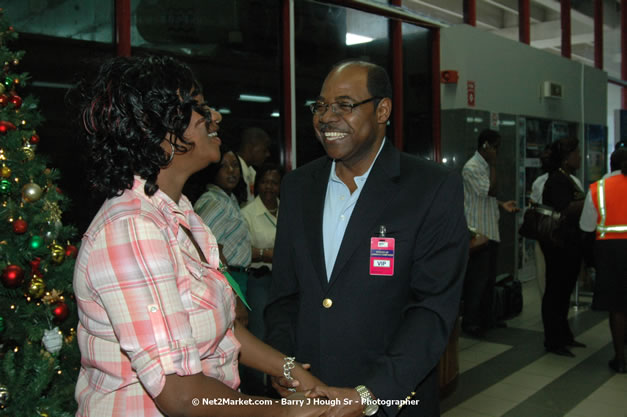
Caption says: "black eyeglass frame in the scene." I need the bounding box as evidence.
[309,96,382,116]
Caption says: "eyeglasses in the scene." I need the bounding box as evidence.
[310,97,381,116]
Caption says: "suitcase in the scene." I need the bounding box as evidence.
[493,274,523,320]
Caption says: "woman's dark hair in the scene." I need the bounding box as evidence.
[546,137,579,172]
[74,55,207,198]
[253,163,283,197]
[609,148,627,175]
[184,143,247,205]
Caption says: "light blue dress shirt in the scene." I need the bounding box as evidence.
[322,139,386,281]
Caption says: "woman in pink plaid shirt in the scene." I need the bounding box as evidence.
[73,56,327,417]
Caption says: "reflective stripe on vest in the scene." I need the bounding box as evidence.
[596,178,627,238]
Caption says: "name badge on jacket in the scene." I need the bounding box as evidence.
[369,237,395,276]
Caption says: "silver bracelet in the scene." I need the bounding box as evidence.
[283,356,296,392]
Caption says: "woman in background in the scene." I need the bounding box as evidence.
[73,55,325,417]
[193,144,251,324]
[540,137,586,357]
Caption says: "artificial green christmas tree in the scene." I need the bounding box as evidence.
[0,10,79,416]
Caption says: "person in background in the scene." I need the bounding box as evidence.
[194,144,251,324]
[529,144,584,296]
[540,137,586,357]
[461,129,518,338]
[72,55,326,417]
[265,60,468,417]
[240,163,283,395]
[237,127,271,203]
[579,147,627,373]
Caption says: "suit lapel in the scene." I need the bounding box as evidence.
[328,141,401,287]
[302,158,333,288]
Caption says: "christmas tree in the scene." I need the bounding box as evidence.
[0,10,80,417]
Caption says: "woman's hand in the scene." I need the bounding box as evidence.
[271,363,325,397]
[262,247,274,263]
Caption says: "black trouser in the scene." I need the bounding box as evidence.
[462,240,499,329]
[540,241,582,349]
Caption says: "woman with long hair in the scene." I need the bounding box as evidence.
[72,55,326,417]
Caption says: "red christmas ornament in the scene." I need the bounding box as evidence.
[2,264,24,288]
[52,301,69,322]
[9,94,22,109]
[29,134,40,144]
[30,257,43,278]
[12,218,27,234]
[0,121,17,134]
[0,94,8,107]
[65,244,78,258]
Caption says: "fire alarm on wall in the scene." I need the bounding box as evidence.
[542,81,563,99]
[440,70,459,84]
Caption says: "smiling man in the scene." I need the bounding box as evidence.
[264,60,468,417]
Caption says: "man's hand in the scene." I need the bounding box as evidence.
[306,386,364,417]
[271,363,325,397]
[500,200,518,213]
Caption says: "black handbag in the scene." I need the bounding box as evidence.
[519,203,563,246]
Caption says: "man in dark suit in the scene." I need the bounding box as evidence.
[264,60,468,416]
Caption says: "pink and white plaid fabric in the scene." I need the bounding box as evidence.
[74,177,241,417]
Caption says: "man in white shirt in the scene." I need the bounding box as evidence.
[237,127,271,202]
[462,129,517,337]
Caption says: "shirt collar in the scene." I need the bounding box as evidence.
[131,176,194,234]
[329,138,386,186]
[474,150,489,170]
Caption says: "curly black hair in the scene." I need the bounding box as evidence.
[75,55,208,198]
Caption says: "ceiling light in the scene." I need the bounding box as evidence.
[239,94,272,103]
[270,112,280,118]
[218,108,231,114]
[346,33,374,46]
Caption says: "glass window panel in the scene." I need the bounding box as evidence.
[5,0,114,42]
[401,22,433,159]
[131,0,282,164]
[294,1,391,166]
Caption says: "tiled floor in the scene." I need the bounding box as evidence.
[441,278,627,417]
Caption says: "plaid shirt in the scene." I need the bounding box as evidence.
[74,177,240,417]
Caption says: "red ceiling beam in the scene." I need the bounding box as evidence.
[561,0,571,58]
[463,0,477,26]
[115,0,131,57]
[518,0,530,44]
[622,0,627,109]
[594,0,603,69]
[390,0,404,150]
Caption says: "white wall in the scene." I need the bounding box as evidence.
[440,24,607,126]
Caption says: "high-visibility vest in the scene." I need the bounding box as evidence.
[590,174,627,240]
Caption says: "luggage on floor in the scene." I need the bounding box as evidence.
[493,274,523,320]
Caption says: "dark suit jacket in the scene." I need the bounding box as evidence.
[264,141,468,417]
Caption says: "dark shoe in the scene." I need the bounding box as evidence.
[494,321,508,328]
[462,325,485,338]
[568,340,587,348]
[546,346,575,357]
[608,359,627,373]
